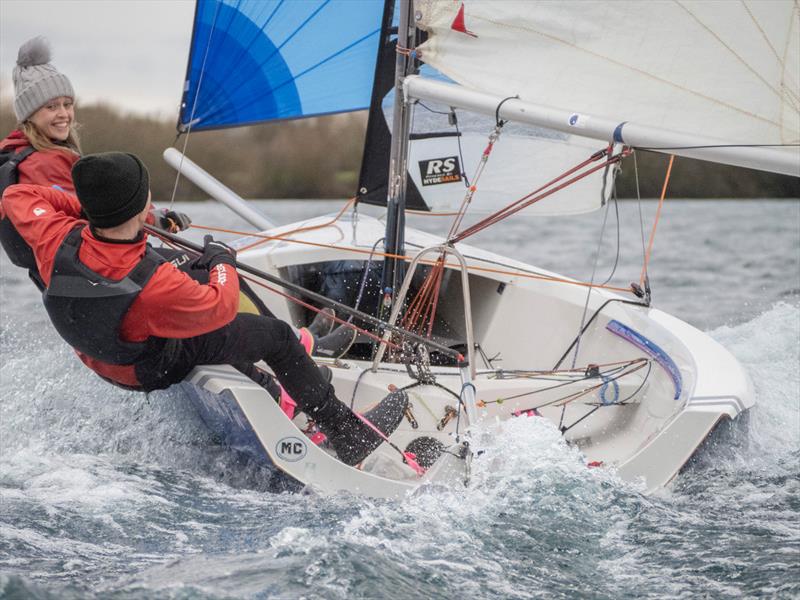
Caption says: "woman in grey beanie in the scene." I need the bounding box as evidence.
[0,36,81,192]
[0,36,81,288]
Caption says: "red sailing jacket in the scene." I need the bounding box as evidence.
[0,130,78,193]
[2,184,240,387]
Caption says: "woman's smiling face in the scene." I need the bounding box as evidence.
[29,96,74,142]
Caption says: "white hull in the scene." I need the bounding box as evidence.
[184,211,753,497]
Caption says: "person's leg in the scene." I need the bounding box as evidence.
[137,314,321,397]
[232,362,281,396]
[136,314,407,465]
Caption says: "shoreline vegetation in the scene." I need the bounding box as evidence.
[1,100,797,201]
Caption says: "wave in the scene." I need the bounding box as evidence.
[1,303,798,598]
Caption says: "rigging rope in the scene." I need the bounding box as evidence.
[237,197,357,252]
[398,141,631,339]
[559,360,653,434]
[479,358,649,406]
[494,358,651,423]
[187,221,635,293]
[633,151,649,293]
[167,0,221,210]
[411,101,473,189]
[447,122,505,239]
[640,155,675,288]
[569,150,623,370]
[451,145,629,243]
[145,225,416,362]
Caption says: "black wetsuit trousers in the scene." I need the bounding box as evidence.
[134,314,333,413]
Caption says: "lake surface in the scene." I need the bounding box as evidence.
[1,199,798,598]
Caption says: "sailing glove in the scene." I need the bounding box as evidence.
[197,234,237,269]
[155,209,192,233]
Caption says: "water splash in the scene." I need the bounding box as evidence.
[1,295,798,597]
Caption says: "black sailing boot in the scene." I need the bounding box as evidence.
[307,307,336,338]
[312,323,358,360]
[307,390,409,466]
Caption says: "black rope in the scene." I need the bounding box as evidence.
[415,101,470,187]
[416,100,450,116]
[350,236,385,319]
[567,151,624,373]
[488,361,637,404]
[348,365,464,411]
[477,344,500,370]
[493,371,597,403]
[494,95,519,127]
[552,298,648,371]
[349,366,373,410]
[451,110,470,187]
[396,379,464,404]
[616,360,652,404]
[505,360,648,418]
[598,181,621,287]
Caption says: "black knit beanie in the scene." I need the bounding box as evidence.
[71,152,150,228]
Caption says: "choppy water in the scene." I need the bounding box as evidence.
[1,199,798,599]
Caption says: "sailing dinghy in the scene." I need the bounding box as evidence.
[161,0,799,497]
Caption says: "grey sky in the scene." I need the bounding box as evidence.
[0,0,195,118]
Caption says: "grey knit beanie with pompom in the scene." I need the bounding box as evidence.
[13,36,75,122]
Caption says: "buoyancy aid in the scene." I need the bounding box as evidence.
[43,226,166,365]
[0,146,40,278]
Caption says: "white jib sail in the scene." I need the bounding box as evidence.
[414,0,800,167]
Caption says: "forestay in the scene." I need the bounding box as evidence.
[179,0,384,131]
[415,0,799,159]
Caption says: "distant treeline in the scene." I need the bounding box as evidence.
[1,100,797,200]
[0,100,367,202]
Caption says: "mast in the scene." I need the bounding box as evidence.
[381,0,415,311]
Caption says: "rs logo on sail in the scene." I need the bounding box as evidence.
[419,156,462,186]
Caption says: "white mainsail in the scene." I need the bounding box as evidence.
[413,0,799,175]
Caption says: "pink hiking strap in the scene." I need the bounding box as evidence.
[354,411,426,476]
[278,386,297,420]
[298,327,314,355]
[309,431,327,445]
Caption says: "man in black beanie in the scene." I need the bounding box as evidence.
[2,151,407,467]
[71,152,151,228]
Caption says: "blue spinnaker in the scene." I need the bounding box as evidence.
[180,0,384,131]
